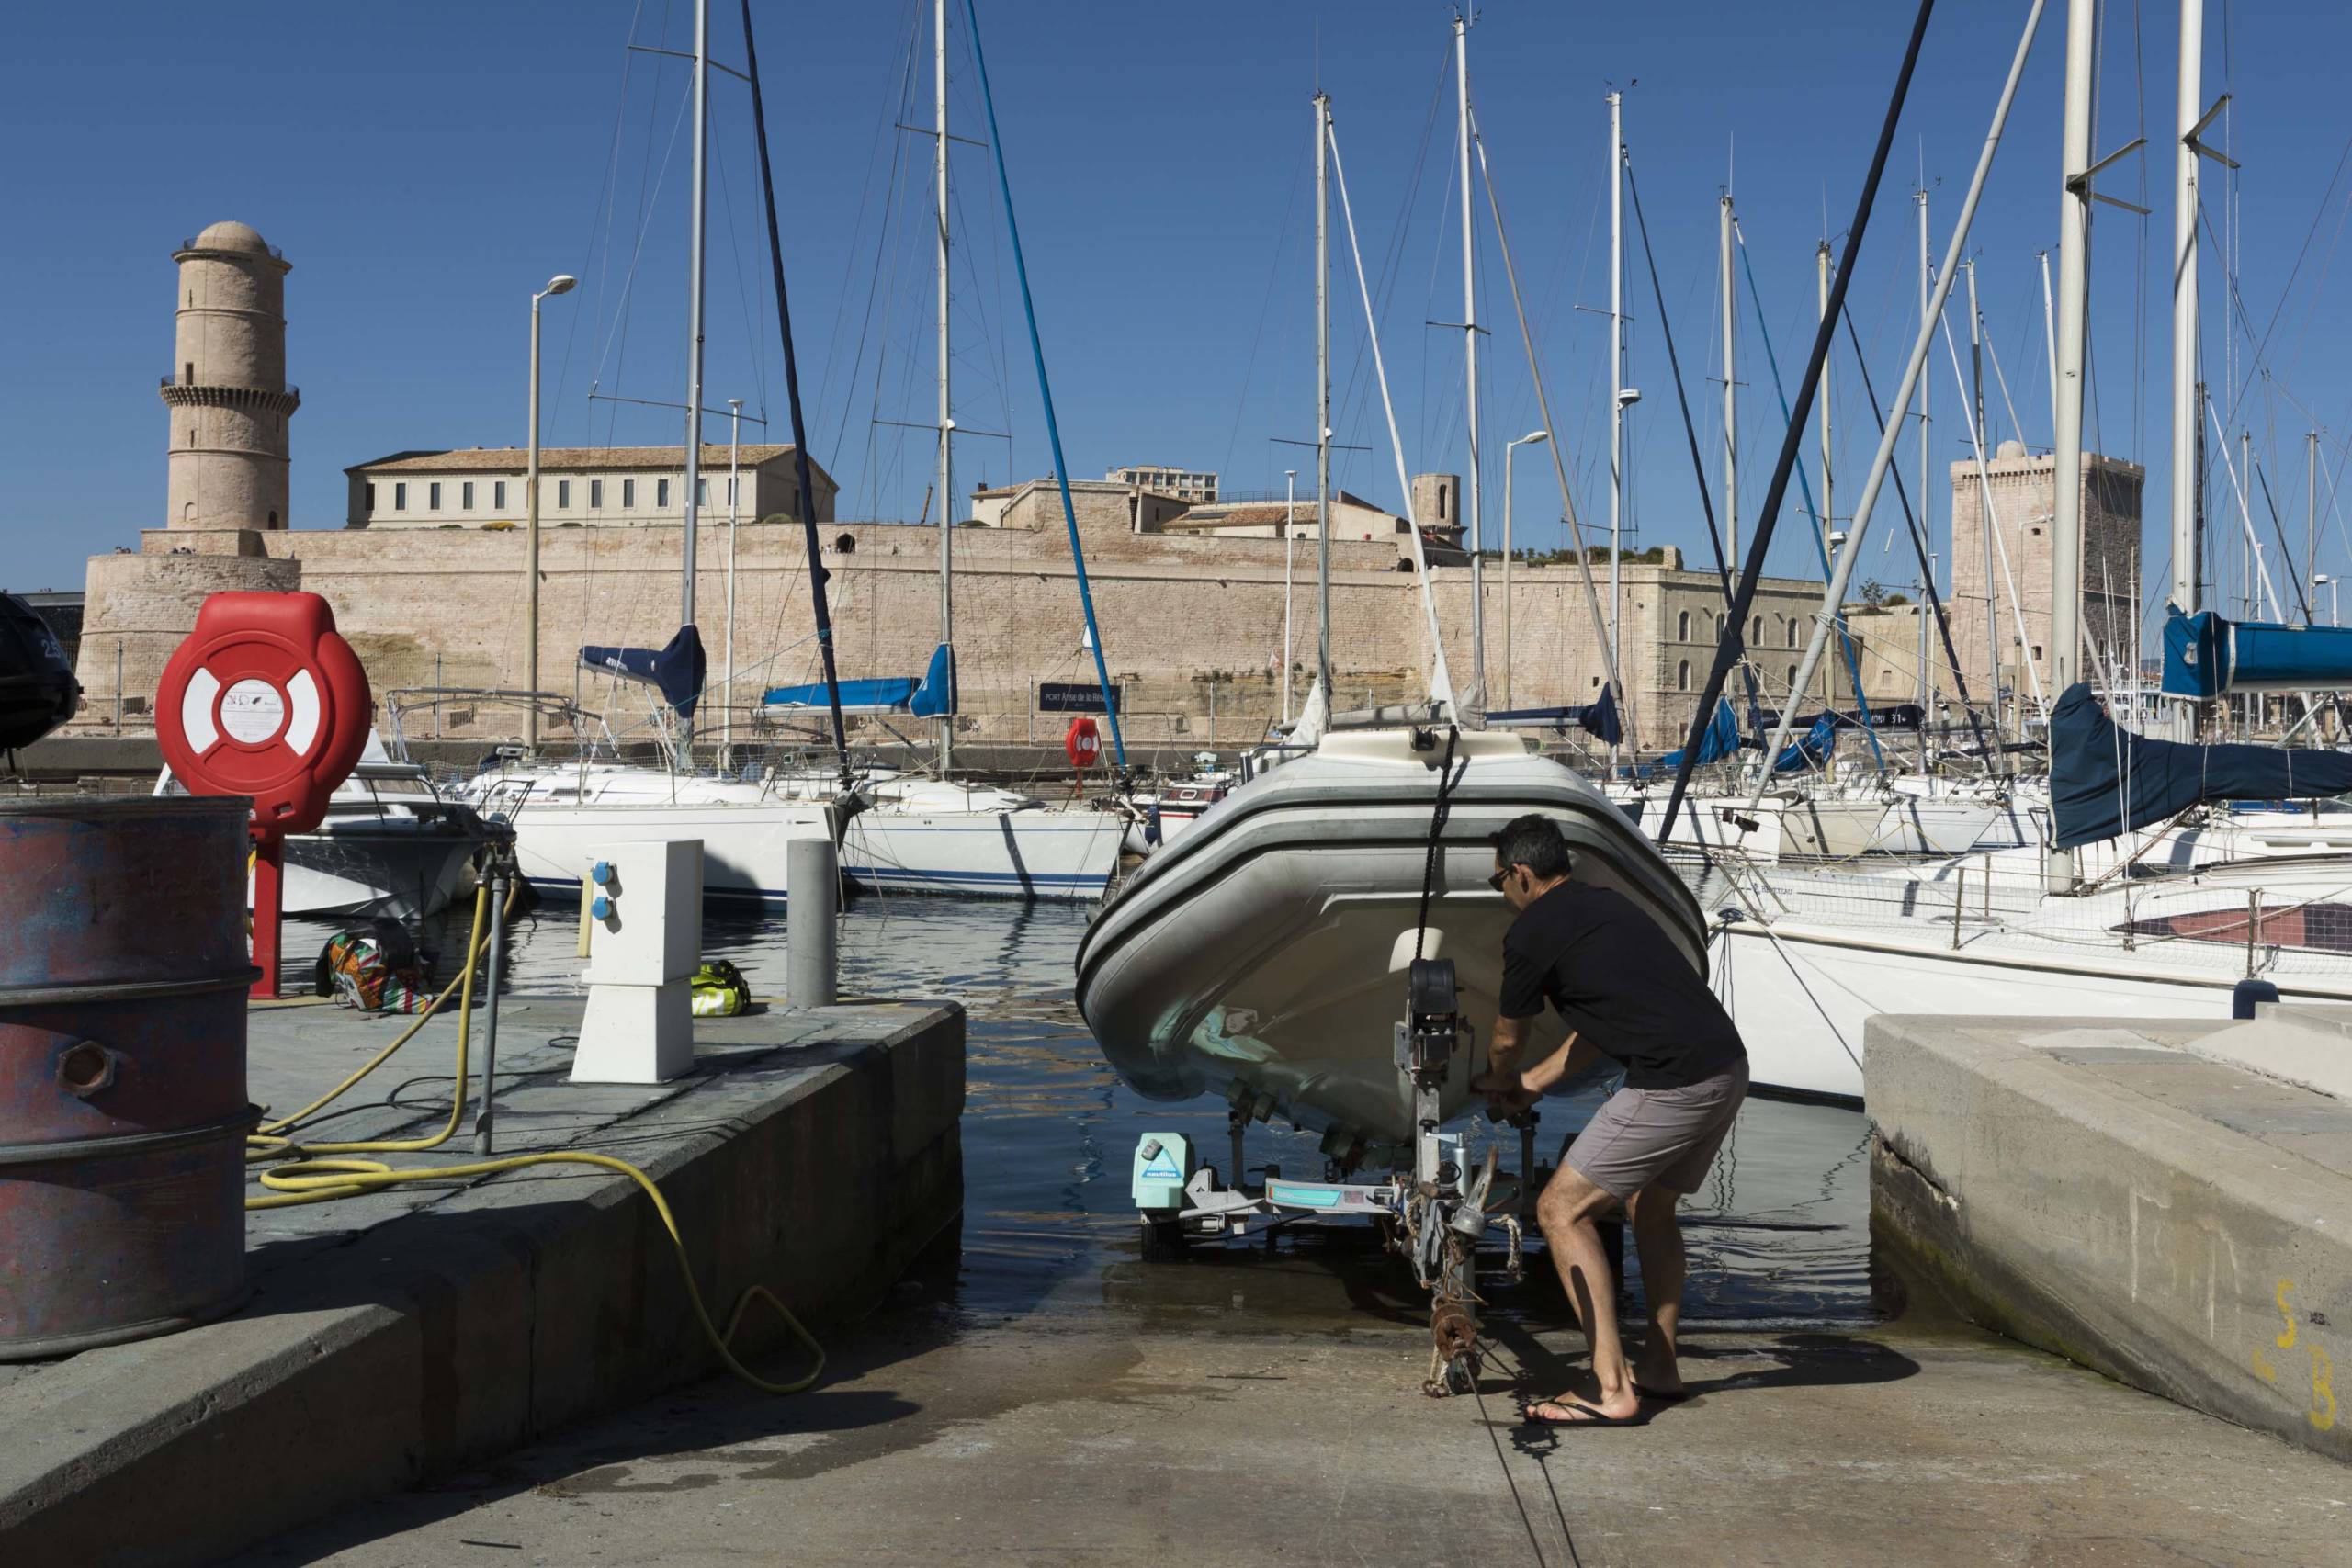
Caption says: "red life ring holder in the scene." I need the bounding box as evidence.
[156,592,371,838]
[1065,716,1102,771]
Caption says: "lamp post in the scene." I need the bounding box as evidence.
[525,273,577,752]
[1283,468,1297,725]
[1502,429,1549,710]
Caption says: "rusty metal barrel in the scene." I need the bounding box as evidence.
[0,795,258,1359]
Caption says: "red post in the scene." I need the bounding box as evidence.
[250,831,284,998]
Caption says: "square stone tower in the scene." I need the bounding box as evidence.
[1947,439,2143,721]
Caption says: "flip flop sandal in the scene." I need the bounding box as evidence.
[1517,1396,1650,1428]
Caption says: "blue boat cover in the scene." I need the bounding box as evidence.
[1772,713,1841,773]
[1639,699,1740,778]
[2162,605,2352,697]
[764,642,956,717]
[2050,681,2352,848]
[580,625,706,717]
[1487,682,1622,745]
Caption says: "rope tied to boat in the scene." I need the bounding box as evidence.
[1413,725,1466,964]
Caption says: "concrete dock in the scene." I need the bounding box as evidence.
[1870,1005,2352,1462]
[0,994,965,1567]
[231,1232,2349,1567]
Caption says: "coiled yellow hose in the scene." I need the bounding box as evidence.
[243,876,824,1394]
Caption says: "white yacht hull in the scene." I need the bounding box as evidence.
[1078,727,1707,1154]
[499,799,835,901]
[277,821,481,919]
[845,806,1124,900]
[1715,868,2352,1102]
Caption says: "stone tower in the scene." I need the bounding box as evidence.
[1947,438,2143,723]
[162,220,299,530]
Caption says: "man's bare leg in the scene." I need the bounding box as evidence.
[1628,1184,1687,1395]
[1531,1167,1640,1421]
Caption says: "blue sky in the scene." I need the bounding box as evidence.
[8,0,2352,640]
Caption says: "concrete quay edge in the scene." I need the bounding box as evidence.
[1865,1011,2352,1462]
[0,1001,966,1568]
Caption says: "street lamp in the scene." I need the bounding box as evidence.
[1502,429,1549,709]
[525,273,577,752]
[1283,468,1298,725]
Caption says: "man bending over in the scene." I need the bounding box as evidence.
[1474,813,1748,1426]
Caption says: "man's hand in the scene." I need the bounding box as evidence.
[1472,1068,1542,1114]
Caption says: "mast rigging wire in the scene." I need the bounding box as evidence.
[1660,0,1938,841]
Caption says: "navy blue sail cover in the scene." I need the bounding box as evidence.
[580,625,707,717]
[2050,681,2352,848]
[1771,713,1841,773]
[1487,681,1622,745]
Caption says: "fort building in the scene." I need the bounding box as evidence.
[344,446,837,531]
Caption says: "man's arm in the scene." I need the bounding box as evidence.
[1519,1031,1598,1094]
[1487,1012,1536,1078]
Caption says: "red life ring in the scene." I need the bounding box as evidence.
[1065,716,1102,770]
[156,592,372,838]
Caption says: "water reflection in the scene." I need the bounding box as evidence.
[287,892,1872,1327]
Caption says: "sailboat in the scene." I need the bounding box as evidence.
[1707,3,2352,1100]
[744,0,1126,902]
[458,0,842,902]
[1078,44,1703,1155]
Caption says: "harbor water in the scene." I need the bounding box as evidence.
[288,891,1871,1331]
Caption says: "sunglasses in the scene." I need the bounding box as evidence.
[1488,867,1518,893]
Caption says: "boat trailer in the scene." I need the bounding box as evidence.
[1130,957,1537,1397]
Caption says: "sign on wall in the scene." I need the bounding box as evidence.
[1037,681,1121,715]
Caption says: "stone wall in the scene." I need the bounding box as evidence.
[73,518,1862,754]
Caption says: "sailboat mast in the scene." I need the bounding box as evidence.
[2050,0,2095,885]
[1456,17,1485,716]
[1315,91,1332,699]
[680,0,709,759]
[935,0,954,773]
[2171,0,2205,617]
[1816,240,1834,560]
[1968,260,1998,740]
[1916,185,1932,770]
[1721,193,1737,564]
[1607,89,1624,763]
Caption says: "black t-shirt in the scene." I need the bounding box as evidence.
[1498,881,1746,1091]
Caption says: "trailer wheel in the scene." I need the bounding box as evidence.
[1140,1214,1188,1259]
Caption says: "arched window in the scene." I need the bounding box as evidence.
[1678,660,1691,691]
[1787,619,1799,649]
[183,362,194,385]
[266,510,278,527]
[1787,665,1799,687]
[1752,615,1764,643]
[1677,610,1690,640]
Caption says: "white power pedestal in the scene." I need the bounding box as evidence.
[571,839,704,1084]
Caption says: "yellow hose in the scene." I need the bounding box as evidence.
[243,875,824,1395]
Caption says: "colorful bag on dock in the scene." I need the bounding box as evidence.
[690,958,752,1018]
[314,926,435,1015]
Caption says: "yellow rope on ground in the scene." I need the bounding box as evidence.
[243,876,824,1395]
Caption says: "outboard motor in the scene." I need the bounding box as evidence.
[0,592,81,752]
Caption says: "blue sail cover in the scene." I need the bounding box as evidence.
[764,642,956,717]
[1772,713,1841,773]
[2162,605,2352,697]
[1639,699,1740,778]
[1487,682,1622,745]
[2050,681,2352,848]
[580,625,707,717]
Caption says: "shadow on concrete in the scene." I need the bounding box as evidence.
[231,1229,980,1567]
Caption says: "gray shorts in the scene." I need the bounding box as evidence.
[1564,1062,1749,1200]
